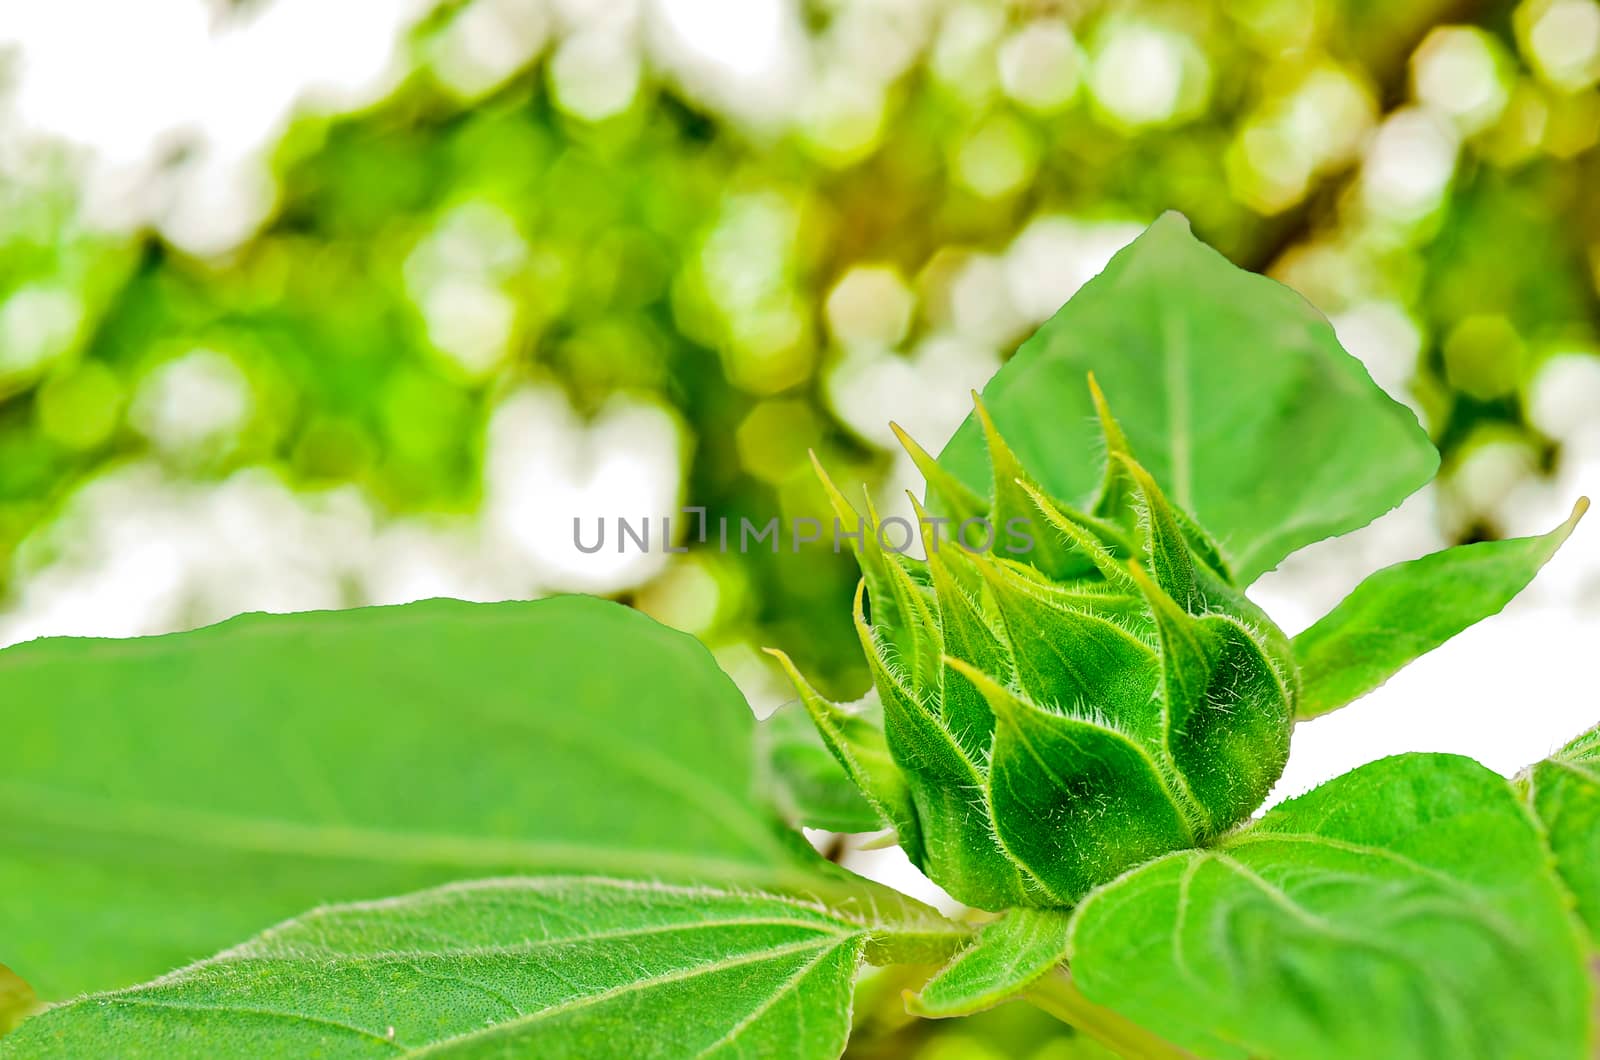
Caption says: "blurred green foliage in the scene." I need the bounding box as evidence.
[0,0,1596,696]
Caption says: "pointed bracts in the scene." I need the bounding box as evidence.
[778,381,1297,910]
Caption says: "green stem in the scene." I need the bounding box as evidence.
[1022,968,1193,1060]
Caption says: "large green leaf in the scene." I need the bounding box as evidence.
[0,597,840,999]
[1520,725,1600,938]
[1067,753,1595,1059]
[1294,500,1588,719]
[936,212,1438,584]
[908,908,1072,1019]
[2,876,960,1058]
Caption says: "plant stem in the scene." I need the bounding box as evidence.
[1022,969,1194,1060]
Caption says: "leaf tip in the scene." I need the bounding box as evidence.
[1125,557,1181,618]
[904,487,929,518]
[1543,496,1589,550]
[809,451,858,519]
[1087,373,1131,455]
[942,654,1018,720]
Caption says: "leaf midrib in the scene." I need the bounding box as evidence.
[222,914,855,965]
[1547,757,1600,787]
[691,943,841,1058]
[83,995,401,1052]
[1204,852,1480,1051]
[80,937,855,1059]
[0,782,801,884]
[1208,841,1527,958]
[405,935,860,1057]
[1161,302,1193,511]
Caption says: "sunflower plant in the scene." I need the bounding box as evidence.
[0,216,1592,1059]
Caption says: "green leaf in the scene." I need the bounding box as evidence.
[1068,753,1596,1059]
[2,876,960,1058]
[1521,725,1600,938]
[1293,499,1588,719]
[936,212,1438,584]
[909,908,1072,1019]
[755,697,889,835]
[0,596,837,999]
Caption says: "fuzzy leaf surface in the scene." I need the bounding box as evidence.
[1521,726,1600,938]
[961,663,1195,906]
[1293,500,1587,718]
[0,597,837,998]
[1068,753,1595,1059]
[937,212,1437,583]
[2,877,954,1058]
[909,908,1072,1019]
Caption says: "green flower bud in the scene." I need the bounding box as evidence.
[780,377,1296,910]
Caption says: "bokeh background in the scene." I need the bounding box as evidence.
[2,0,1598,984]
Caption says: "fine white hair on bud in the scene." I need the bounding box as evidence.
[783,377,1296,910]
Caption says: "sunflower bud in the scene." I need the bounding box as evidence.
[777,377,1296,910]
